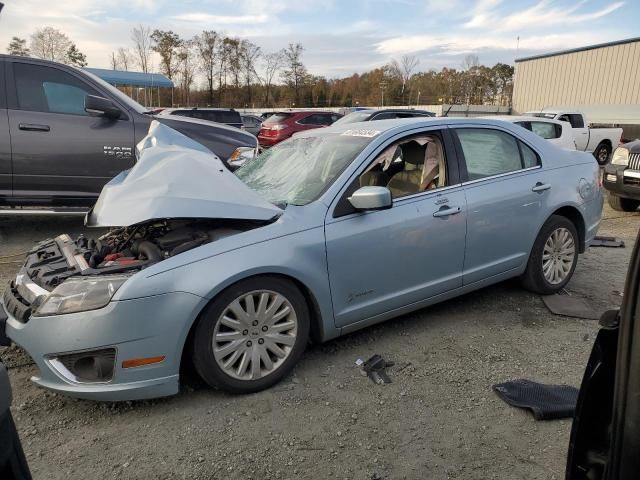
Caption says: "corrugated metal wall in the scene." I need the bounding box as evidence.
[512,40,640,115]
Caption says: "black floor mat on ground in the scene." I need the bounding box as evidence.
[492,379,579,420]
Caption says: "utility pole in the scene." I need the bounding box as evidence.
[379,81,387,107]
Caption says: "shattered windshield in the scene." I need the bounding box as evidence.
[236,133,373,206]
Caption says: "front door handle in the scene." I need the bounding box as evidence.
[433,206,462,218]
[19,123,50,132]
[532,182,551,193]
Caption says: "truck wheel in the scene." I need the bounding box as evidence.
[594,143,612,165]
[521,215,579,295]
[191,276,310,394]
[608,194,640,212]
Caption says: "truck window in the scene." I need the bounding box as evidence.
[13,63,97,116]
[567,114,585,129]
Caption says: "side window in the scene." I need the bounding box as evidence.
[530,121,560,139]
[519,141,540,168]
[514,121,532,131]
[297,115,314,125]
[568,114,584,128]
[359,132,448,199]
[456,128,523,180]
[13,63,97,115]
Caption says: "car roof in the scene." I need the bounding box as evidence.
[160,107,237,113]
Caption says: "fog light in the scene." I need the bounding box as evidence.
[606,174,617,182]
[49,348,115,383]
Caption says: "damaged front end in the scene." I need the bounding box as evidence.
[4,121,282,322]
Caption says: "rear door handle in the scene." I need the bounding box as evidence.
[532,182,551,193]
[433,206,462,218]
[19,123,50,132]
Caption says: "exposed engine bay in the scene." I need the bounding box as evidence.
[23,219,262,291]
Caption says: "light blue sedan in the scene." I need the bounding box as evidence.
[2,118,603,401]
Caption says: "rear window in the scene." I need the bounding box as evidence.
[264,113,294,125]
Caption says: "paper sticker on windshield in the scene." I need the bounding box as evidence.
[341,129,380,138]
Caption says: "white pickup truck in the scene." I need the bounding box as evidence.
[524,110,622,165]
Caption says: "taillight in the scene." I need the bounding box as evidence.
[270,124,287,131]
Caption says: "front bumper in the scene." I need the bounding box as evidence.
[603,165,640,200]
[2,290,205,401]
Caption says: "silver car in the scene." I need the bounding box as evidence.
[1,118,603,401]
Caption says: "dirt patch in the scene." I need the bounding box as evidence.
[0,201,637,480]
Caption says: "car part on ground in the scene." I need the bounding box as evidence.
[493,379,579,420]
[1,117,603,401]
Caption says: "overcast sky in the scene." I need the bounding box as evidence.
[0,0,635,80]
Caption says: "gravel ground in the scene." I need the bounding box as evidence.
[0,200,637,480]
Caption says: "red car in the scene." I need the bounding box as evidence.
[257,111,342,147]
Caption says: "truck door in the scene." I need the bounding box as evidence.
[6,60,135,205]
[559,113,589,151]
[0,59,11,199]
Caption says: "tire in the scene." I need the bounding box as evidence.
[593,142,612,166]
[191,276,310,394]
[521,215,579,295]
[608,194,640,212]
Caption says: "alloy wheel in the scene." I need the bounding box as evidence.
[212,290,298,381]
[542,227,576,285]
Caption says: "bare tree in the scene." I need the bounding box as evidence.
[281,43,308,105]
[391,54,419,105]
[117,48,133,71]
[194,30,219,105]
[259,50,284,106]
[30,27,72,63]
[7,37,29,56]
[176,40,197,105]
[241,39,261,105]
[109,51,119,70]
[131,24,152,73]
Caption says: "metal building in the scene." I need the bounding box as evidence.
[512,37,640,128]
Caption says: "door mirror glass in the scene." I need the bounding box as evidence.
[84,94,122,119]
[348,186,392,210]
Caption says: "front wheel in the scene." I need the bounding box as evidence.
[192,276,310,394]
[593,143,612,166]
[521,215,579,294]
[608,194,640,212]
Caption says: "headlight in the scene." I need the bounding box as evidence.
[34,275,130,316]
[611,147,629,166]
[228,146,257,169]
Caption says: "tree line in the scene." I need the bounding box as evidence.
[7,26,514,108]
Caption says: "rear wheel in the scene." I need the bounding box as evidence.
[192,276,310,393]
[594,142,612,166]
[608,194,640,212]
[521,215,579,294]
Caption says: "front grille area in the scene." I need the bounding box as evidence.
[629,153,640,170]
[3,282,32,322]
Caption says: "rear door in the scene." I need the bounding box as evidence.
[0,59,11,199]
[6,60,135,204]
[452,126,552,284]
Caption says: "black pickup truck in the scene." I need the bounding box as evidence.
[0,55,257,209]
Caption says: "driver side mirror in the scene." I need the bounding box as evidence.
[85,95,122,119]
[348,186,392,211]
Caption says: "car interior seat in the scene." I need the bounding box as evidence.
[387,141,425,197]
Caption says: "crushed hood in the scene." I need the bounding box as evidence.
[86,121,282,227]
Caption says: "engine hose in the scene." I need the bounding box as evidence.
[137,241,162,262]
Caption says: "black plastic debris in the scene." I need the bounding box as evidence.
[590,236,625,248]
[360,354,394,385]
[493,379,579,420]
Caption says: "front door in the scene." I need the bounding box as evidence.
[0,60,10,199]
[7,60,135,204]
[325,128,467,328]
